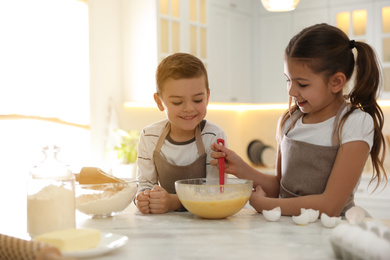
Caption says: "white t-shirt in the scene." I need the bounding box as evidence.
[137,119,228,191]
[278,106,374,150]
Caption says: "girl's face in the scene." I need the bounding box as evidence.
[154,76,210,141]
[284,59,341,122]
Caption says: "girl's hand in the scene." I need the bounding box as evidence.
[210,142,246,177]
[249,185,267,212]
[136,189,151,214]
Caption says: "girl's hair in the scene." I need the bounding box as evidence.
[281,23,387,191]
[155,52,209,96]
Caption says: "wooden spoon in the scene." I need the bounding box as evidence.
[77,167,125,184]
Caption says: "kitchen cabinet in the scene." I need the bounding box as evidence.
[208,0,255,103]
[154,0,387,104]
[255,12,291,104]
[157,0,208,64]
[255,1,329,103]
[329,0,390,99]
[375,1,390,98]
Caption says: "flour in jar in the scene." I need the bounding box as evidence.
[27,184,75,237]
[76,185,137,216]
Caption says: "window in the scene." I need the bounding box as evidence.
[0,0,90,178]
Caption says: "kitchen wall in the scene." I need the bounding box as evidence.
[120,104,283,167]
[119,103,390,172]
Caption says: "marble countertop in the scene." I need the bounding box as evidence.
[75,204,337,260]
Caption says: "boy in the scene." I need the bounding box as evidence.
[135,53,227,214]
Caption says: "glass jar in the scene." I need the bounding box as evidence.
[27,145,75,237]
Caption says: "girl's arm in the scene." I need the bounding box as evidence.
[250,141,369,217]
[210,142,280,198]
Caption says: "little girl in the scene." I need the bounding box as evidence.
[211,23,387,217]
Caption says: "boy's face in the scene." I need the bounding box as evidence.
[154,76,210,140]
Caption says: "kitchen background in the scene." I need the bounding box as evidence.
[0,0,389,223]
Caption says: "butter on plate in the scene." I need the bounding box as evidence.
[34,228,101,252]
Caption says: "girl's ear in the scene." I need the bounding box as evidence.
[154,93,165,111]
[330,72,347,94]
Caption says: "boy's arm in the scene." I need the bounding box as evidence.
[136,130,158,192]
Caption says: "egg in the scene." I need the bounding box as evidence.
[345,206,365,224]
[292,210,310,225]
[301,208,319,223]
[320,213,342,228]
[262,207,281,222]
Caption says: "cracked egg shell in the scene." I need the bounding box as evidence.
[262,207,281,222]
[301,208,319,223]
[292,210,310,225]
[345,206,365,225]
[321,213,342,228]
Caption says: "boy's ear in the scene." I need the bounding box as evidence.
[154,93,164,111]
[330,72,346,94]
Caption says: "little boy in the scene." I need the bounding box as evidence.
[135,53,227,214]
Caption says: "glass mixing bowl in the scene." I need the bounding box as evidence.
[175,178,253,219]
[75,178,138,218]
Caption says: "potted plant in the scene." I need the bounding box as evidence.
[111,129,140,178]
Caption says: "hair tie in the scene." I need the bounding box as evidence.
[349,40,355,49]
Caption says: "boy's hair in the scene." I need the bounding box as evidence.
[155,53,209,96]
[281,23,386,191]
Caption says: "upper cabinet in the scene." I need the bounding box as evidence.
[375,1,390,99]
[255,1,330,103]
[208,0,255,103]
[157,0,208,64]
[155,0,388,104]
[330,0,390,99]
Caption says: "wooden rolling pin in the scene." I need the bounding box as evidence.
[0,233,63,260]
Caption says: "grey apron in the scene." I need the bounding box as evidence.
[279,102,355,215]
[153,122,207,194]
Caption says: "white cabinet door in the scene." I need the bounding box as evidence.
[292,8,329,35]
[330,1,390,98]
[255,13,291,103]
[208,3,254,103]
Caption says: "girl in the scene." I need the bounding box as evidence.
[136,53,227,214]
[211,23,387,217]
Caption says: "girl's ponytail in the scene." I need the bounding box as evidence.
[350,42,386,190]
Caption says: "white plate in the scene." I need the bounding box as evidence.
[63,232,128,258]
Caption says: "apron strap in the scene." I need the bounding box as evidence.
[285,100,348,146]
[194,124,205,156]
[331,101,348,146]
[154,122,205,156]
[154,122,171,153]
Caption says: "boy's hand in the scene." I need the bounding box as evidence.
[136,189,151,214]
[149,185,182,214]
